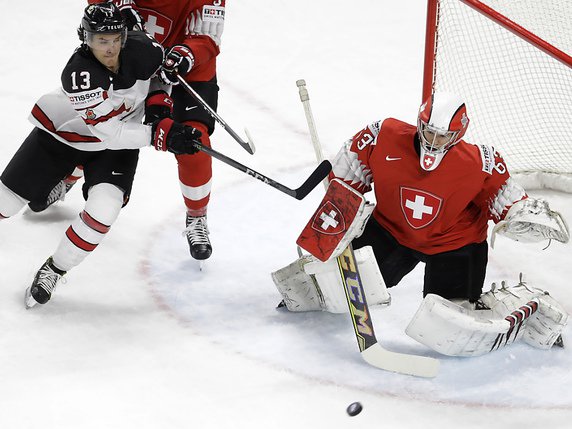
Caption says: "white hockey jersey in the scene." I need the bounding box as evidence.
[29,31,164,152]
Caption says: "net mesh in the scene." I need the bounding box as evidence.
[430,0,572,189]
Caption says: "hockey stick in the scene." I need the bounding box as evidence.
[192,139,331,200]
[296,79,439,377]
[176,73,256,155]
[296,80,328,190]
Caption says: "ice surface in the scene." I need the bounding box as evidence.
[0,1,570,428]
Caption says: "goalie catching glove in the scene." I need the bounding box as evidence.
[492,198,570,246]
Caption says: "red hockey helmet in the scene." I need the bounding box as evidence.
[417,92,469,171]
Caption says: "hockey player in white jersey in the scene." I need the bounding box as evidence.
[0,3,201,308]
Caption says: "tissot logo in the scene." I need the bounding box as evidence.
[400,187,442,229]
[68,90,102,103]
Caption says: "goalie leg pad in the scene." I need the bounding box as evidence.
[271,246,390,313]
[305,245,391,313]
[479,278,569,349]
[405,294,518,357]
[271,255,323,312]
[525,293,568,349]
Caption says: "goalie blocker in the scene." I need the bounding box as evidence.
[272,179,390,312]
[296,179,375,262]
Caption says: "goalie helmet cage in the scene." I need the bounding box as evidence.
[423,0,572,192]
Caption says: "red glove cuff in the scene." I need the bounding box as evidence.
[146,91,174,111]
[153,118,174,151]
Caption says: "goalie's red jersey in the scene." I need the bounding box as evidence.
[330,118,527,255]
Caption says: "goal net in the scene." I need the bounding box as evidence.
[423,0,572,191]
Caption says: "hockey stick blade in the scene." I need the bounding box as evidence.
[291,160,332,200]
[361,343,440,378]
[176,74,256,155]
[337,245,440,378]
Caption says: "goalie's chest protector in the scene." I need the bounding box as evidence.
[369,119,494,254]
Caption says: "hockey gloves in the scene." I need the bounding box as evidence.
[151,118,201,155]
[118,4,145,31]
[144,91,174,125]
[158,45,195,85]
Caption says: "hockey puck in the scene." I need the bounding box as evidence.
[346,402,363,416]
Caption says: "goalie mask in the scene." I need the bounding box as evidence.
[417,92,469,171]
[78,3,127,49]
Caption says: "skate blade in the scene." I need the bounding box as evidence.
[24,287,38,309]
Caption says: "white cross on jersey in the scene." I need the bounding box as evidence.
[405,195,433,219]
[145,15,165,39]
[319,210,339,230]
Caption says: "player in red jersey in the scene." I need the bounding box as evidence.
[127,0,224,261]
[273,92,569,355]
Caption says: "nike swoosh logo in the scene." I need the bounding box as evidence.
[111,171,123,176]
[385,156,401,161]
[185,106,197,111]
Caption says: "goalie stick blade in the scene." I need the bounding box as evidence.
[292,160,332,200]
[361,343,440,378]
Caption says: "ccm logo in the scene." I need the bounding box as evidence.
[156,129,166,151]
[246,169,269,184]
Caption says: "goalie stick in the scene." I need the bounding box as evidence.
[176,73,256,155]
[191,139,331,200]
[296,79,439,377]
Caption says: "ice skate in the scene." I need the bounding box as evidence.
[28,180,75,213]
[25,257,67,309]
[184,214,212,262]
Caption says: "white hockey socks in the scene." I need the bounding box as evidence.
[52,183,124,271]
[0,181,27,218]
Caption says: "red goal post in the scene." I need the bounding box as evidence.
[423,0,572,191]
